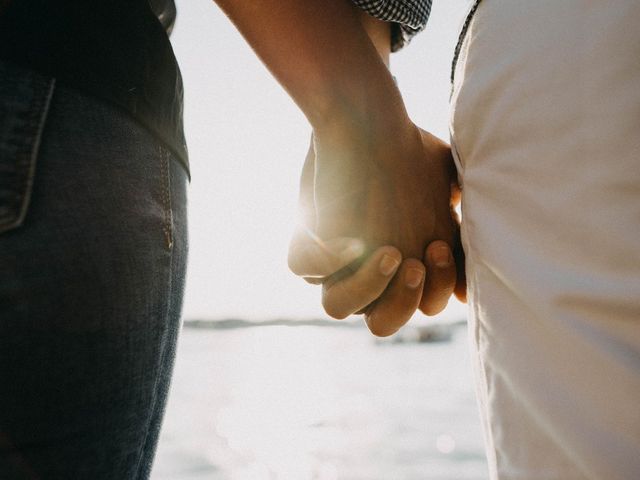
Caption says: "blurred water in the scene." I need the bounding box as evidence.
[153,323,488,480]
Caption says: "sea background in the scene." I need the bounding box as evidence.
[152,318,488,480]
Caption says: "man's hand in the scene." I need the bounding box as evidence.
[289,126,466,336]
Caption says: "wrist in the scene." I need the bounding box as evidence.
[311,83,414,154]
[312,104,419,174]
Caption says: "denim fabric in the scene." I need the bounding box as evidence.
[0,61,188,479]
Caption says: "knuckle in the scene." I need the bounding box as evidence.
[287,248,304,275]
[443,270,458,289]
[421,298,448,316]
[430,270,457,294]
[326,309,349,321]
[303,276,324,285]
[371,325,396,338]
[365,314,398,338]
[288,247,324,277]
[322,296,349,320]
[287,258,300,275]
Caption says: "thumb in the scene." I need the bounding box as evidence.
[288,229,366,279]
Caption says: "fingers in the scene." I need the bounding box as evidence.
[288,230,366,278]
[321,247,401,320]
[364,258,425,337]
[419,241,457,316]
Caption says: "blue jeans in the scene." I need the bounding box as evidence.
[0,61,188,479]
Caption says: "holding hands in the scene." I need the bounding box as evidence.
[288,120,465,336]
[214,0,466,335]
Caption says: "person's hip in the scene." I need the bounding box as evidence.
[0,59,189,479]
[449,2,640,479]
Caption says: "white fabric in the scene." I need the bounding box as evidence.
[449,1,640,479]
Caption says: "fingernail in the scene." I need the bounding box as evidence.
[405,268,424,289]
[340,239,365,261]
[379,254,400,276]
[431,244,451,268]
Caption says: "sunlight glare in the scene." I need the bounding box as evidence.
[214,327,348,479]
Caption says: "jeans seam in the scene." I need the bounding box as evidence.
[160,146,173,250]
[134,157,177,480]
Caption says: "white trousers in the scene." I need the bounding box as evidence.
[450,1,640,479]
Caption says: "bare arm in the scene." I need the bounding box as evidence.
[213,0,405,142]
[357,10,391,66]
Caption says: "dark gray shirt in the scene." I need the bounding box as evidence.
[0,0,189,175]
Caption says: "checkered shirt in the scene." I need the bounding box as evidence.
[351,0,432,51]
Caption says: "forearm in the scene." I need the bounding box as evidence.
[358,10,391,67]
[213,0,408,139]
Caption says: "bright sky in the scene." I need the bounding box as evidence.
[172,0,471,321]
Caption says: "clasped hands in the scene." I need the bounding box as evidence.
[288,120,466,337]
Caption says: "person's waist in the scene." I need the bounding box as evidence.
[0,1,190,178]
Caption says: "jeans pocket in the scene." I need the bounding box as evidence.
[0,62,55,235]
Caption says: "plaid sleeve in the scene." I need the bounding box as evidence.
[351,0,432,51]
